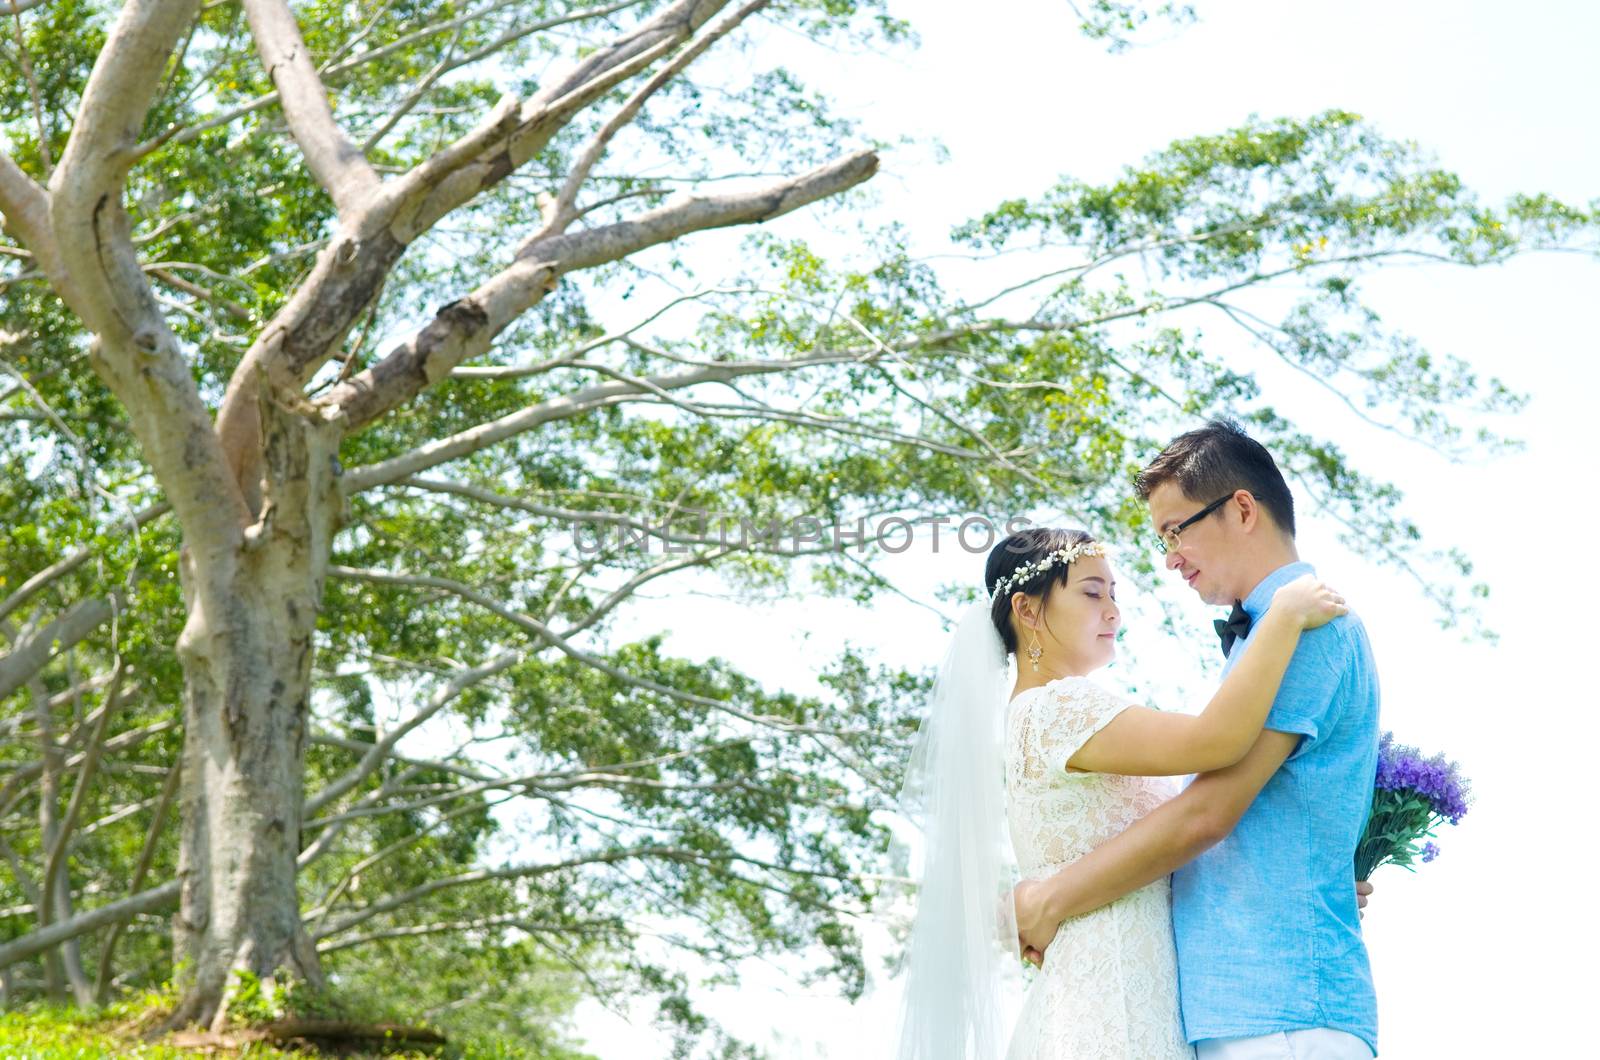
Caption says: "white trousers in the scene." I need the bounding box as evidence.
[1196,1028,1375,1060]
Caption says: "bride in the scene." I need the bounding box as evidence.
[894,527,1346,1059]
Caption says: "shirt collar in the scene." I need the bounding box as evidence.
[1240,560,1316,621]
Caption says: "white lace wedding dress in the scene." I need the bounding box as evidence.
[1004,675,1194,1059]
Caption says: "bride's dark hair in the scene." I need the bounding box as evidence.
[985,527,1098,655]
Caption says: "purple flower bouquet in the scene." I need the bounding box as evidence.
[1353,732,1472,881]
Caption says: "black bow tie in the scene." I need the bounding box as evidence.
[1214,602,1252,660]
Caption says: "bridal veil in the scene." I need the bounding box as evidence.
[895,600,1026,1059]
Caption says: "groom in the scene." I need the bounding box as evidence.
[1014,420,1381,1058]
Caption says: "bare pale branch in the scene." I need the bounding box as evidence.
[150,0,647,153]
[0,150,79,305]
[309,732,494,786]
[342,350,878,494]
[304,650,522,814]
[242,0,379,214]
[318,914,616,955]
[321,149,875,434]
[297,762,428,867]
[304,796,516,932]
[39,660,126,932]
[47,0,251,543]
[208,0,779,528]
[0,597,113,701]
[212,1,740,511]
[311,844,681,941]
[0,720,176,820]
[0,502,170,627]
[537,0,771,239]
[386,0,735,236]
[0,879,180,970]
[326,565,844,734]
[50,0,202,329]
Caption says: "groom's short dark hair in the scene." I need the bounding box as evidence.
[1136,419,1297,538]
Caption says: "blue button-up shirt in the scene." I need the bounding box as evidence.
[1171,561,1380,1055]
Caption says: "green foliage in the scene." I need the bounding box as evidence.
[218,970,284,1027]
[221,970,375,1027]
[1070,0,1197,52]
[0,985,593,1059]
[2,2,1596,1056]
[938,109,1594,624]
[0,1009,293,1059]
[0,988,304,1058]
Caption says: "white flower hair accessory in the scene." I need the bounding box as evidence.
[988,540,1107,604]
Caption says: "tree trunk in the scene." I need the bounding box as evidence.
[167,382,345,1030]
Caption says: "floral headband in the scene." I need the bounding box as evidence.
[988,540,1107,604]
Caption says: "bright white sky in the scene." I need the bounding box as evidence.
[562,1,1600,1055]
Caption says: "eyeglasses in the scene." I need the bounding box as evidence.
[1155,493,1235,555]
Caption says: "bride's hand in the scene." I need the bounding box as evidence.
[1012,879,1060,969]
[1270,574,1348,630]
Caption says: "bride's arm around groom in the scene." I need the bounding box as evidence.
[1014,725,1300,937]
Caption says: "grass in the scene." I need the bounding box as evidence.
[0,1003,309,1059]
[0,1000,542,1059]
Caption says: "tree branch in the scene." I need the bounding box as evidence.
[93,759,178,1001]
[48,0,251,542]
[150,266,252,322]
[391,475,843,565]
[0,151,46,241]
[384,0,733,238]
[39,659,126,937]
[0,719,176,821]
[147,0,646,153]
[242,0,380,215]
[355,26,464,155]
[211,0,737,512]
[325,144,874,432]
[611,392,990,458]
[308,731,493,786]
[0,596,112,701]
[449,287,740,380]
[304,794,514,932]
[303,650,522,814]
[325,564,841,733]
[0,879,180,970]
[536,0,769,239]
[0,502,170,629]
[317,914,616,955]
[296,761,426,867]
[311,844,679,941]
[0,148,72,298]
[341,346,876,496]
[559,547,733,638]
[49,0,201,325]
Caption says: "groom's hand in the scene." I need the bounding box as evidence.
[1012,878,1061,968]
[1356,878,1373,919]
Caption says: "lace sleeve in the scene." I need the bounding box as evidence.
[1023,677,1135,776]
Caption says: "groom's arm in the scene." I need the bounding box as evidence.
[1019,728,1298,935]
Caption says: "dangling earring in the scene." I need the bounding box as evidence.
[1027,632,1043,673]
